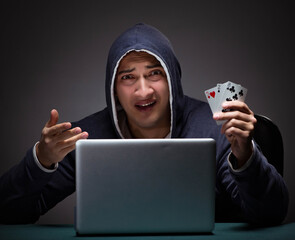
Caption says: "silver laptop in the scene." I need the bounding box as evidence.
[75,138,216,235]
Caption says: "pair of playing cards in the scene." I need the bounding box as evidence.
[204,81,247,125]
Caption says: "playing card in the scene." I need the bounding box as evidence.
[216,81,247,113]
[204,84,222,113]
[204,81,248,125]
[215,81,247,125]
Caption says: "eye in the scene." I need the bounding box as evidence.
[118,74,136,86]
[121,74,133,80]
[150,70,162,76]
[148,70,164,81]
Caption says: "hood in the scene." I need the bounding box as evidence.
[105,23,185,138]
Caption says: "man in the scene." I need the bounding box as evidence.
[0,23,288,225]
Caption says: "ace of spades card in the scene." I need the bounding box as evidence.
[204,81,248,125]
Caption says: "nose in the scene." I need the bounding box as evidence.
[135,77,154,98]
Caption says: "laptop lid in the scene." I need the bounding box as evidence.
[75,138,216,235]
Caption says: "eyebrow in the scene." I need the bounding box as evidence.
[146,63,162,69]
[117,68,135,75]
[117,64,162,76]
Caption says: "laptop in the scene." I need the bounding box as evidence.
[75,138,216,235]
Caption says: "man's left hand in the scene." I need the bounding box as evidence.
[213,101,257,168]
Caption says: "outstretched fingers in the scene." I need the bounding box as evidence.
[56,131,89,152]
[37,109,89,168]
[58,132,89,156]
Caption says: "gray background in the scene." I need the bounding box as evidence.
[1,0,294,224]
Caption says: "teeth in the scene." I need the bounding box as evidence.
[138,102,155,107]
[141,102,153,107]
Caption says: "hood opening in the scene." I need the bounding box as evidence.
[110,49,173,139]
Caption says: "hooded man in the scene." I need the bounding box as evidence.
[0,23,289,225]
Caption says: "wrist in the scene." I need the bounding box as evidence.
[234,155,249,169]
[36,142,55,170]
[233,141,253,168]
[33,142,58,173]
[228,140,255,172]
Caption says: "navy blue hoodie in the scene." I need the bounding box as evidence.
[0,23,289,225]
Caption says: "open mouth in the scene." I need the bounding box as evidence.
[135,101,156,111]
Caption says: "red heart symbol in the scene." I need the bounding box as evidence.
[210,91,215,98]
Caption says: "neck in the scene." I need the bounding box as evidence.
[129,125,170,139]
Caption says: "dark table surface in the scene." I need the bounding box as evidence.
[0,222,295,240]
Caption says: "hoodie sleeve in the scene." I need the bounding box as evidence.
[179,98,288,225]
[216,140,289,225]
[0,146,75,224]
[0,109,116,224]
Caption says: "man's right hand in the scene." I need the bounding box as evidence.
[36,109,89,169]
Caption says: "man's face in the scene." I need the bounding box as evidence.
[115,52,170,136]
